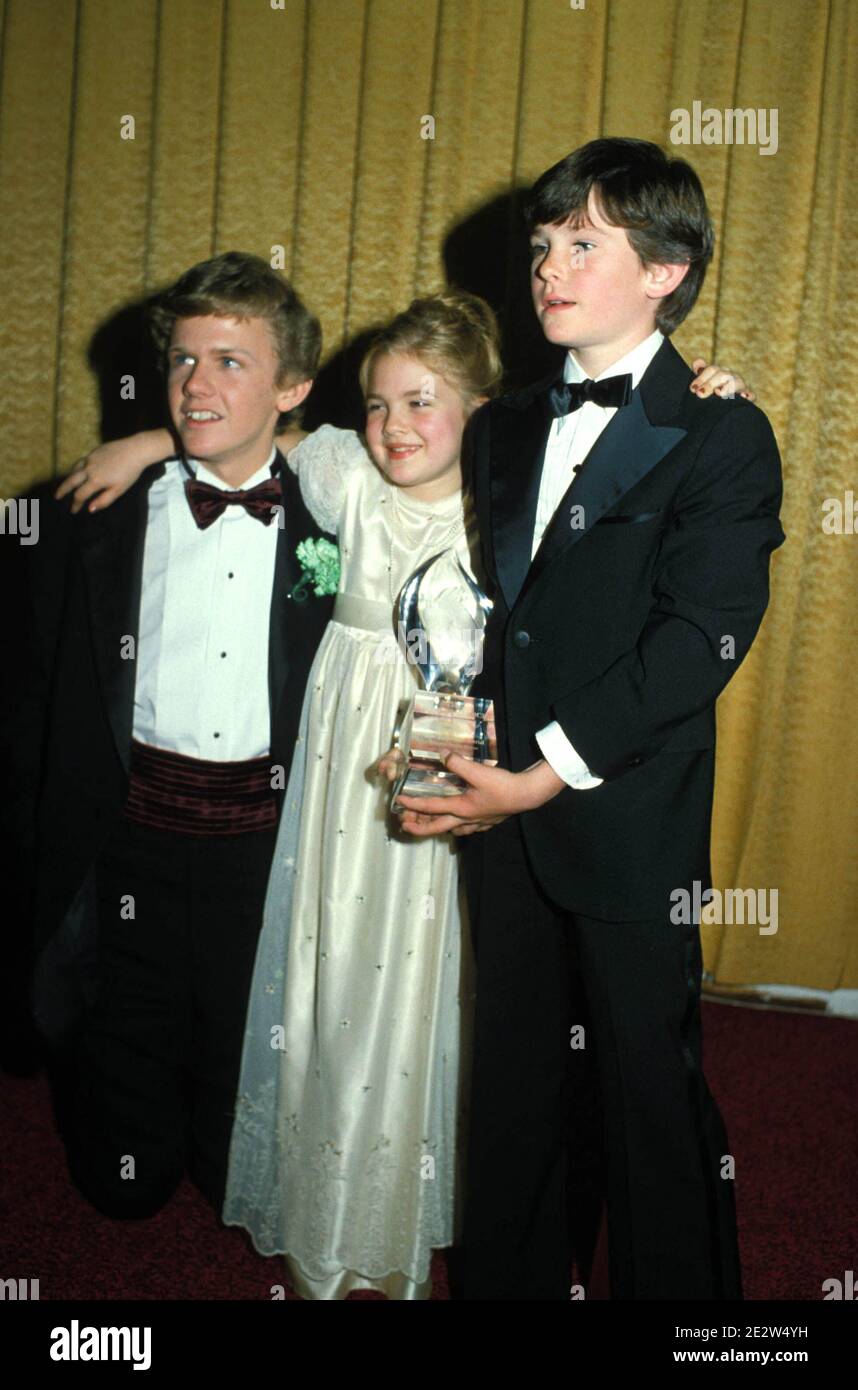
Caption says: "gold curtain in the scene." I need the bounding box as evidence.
[1,0,855,992]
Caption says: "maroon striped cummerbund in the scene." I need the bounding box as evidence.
[122,740,277,836]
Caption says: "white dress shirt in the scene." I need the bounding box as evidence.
[533,330,664,789]
[133,448,280,761]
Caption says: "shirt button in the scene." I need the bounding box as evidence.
[214,732,220,739]
[220,652,227,658]
[628,755,643,767]
[228,572,234,579]
[513,630,530,648]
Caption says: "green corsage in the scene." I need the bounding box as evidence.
[292,537,341,601]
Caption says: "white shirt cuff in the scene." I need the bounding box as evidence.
[535,721,604,790]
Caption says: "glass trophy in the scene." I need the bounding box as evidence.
[390,548,497,808]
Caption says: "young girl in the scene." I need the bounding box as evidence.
[61,318,751,1300]
[223,293,497,1299]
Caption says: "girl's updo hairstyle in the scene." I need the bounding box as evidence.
[358,289,503,407]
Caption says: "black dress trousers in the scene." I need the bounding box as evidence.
[68,815,277,1218]
[460,814,742,1301]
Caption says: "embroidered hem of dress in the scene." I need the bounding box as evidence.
[286,1253,434,1302]
[221,1220,440,1301]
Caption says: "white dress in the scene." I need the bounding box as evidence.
[223,425,476,1300]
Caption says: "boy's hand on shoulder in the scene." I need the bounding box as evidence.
[396,755,565,837]
[55,429,172,513]
[690,358,755,402]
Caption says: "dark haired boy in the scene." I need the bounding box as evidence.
[19,252,334,1217]
[398,139,784,1299]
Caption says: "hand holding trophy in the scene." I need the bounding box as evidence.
[388,548,497,811]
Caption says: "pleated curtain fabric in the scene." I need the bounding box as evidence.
[0,0,855,993]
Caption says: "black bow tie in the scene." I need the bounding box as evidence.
[546,373,633,418]
[183,462,281,530]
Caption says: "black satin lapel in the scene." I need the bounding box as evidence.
[525,391,686,592]
[491,397,551,611]
[268,472,294,737]
[80,477,153,773]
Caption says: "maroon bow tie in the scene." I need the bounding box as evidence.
[184,475,282,530]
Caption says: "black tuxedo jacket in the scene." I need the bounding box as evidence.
[7,448,333,1041]
[467,338,785,921]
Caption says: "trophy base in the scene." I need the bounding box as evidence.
[390,690,497,810]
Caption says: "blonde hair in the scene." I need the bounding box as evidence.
[358,289,502,406]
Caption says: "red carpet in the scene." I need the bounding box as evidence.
[1,1002,854,1300]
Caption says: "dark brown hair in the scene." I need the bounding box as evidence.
[149,251,321,384]
[523,137,714,334]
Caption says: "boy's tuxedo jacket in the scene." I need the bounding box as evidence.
[9,450,333,1042]
[468,338,784,921]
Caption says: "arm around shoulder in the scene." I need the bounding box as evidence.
[285,424,370,535]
